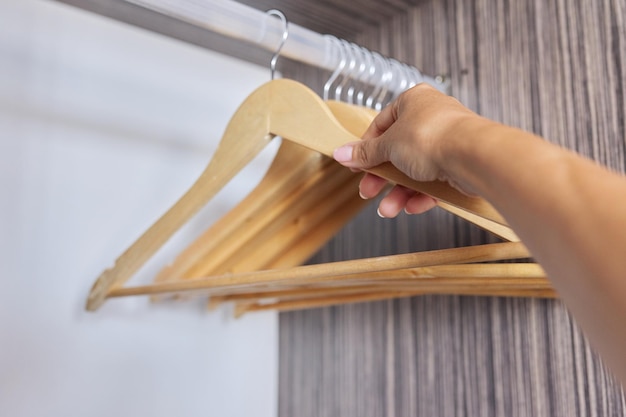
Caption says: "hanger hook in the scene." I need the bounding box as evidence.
[366,52,384,109]
[323,35,346,101]
[345,42,367,104]
[374,57,392,110]
[394,60,409,94]
[356,46,375,107]
[265,9,289,80]
[384,58,404,105]
[335,39,357,101]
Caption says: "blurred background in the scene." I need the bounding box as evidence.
[0,0,278,416]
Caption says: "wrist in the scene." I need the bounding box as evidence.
[435,114,499,195]
[432,112,501,197]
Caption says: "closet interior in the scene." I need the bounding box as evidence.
[57,0,626,415]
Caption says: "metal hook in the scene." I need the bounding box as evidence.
[346,43,367,104]
[356,46,374,107]
[366,52,385,109]
[323,35,346,101]
[393,60,409,94]
[335,39,356,101]
[410,65,424,87]
[374,56,392,110]
[265,9,289,80]
[403,63,417,89]
[385,58,407,104]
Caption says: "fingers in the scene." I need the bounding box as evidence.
[359,173,387,199]
[361,100,398,140]
[405,193,438,214]
[333,134,392,170]
[333,100,399,170]
[359,181,438,218]
[333,93,437,218]
[377,185,417,218]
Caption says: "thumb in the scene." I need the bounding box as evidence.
[333,135,392,169]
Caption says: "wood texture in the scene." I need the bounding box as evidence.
[279,0,626,416]
[151,100,373,297]
[106,242,532,298]
[235,0,421,42]
[85,80,273,310]
[90,79,510,310]
[59,0,626,413]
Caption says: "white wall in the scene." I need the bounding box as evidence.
[0,1,279,416]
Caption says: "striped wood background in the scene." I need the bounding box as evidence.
[236,0,418,42]
[278,0,626,416]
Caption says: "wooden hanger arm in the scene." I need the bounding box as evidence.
[234,287,558,316]
[210,278,552,305]
[326,100,516,241]
[120,262,549,302]
[87,79,515,312]
[106,242,530,299]
[266,79,507,227]
[86,84,274,311]
[151,143,330,288]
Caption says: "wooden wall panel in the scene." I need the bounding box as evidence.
[279,0,626,416]
[236,0,422,41]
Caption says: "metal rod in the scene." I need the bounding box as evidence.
[126,0,446,96]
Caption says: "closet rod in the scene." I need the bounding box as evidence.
[126,0,446,95]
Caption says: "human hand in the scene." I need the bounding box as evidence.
[333,83,479,218]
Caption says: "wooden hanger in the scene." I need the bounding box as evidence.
[325,100,520,242]
[150,101,377,300]
[148,141,343,296]
[148,98,520,310]
[105,242,553,303]
[86,79,525,312]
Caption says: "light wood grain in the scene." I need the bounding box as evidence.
[107,242,530,298]
[151,99,373,303]
[152,141,329,284]
[141,263,551,303]
[85,82,273,311]
[237,287,558,317]
[89,79,510,310]
[268,80,508,227]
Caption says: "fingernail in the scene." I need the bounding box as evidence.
[359,190,368,200]
[377,208,386,218]
[333,145,354,163]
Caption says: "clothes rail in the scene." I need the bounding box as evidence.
[125,0,447,98]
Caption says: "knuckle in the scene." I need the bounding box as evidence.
[353,143,372,166]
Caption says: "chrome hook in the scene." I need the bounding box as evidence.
[346,43,367,104]
[393,60,409,94]
[366,52,385,109]
[335,39,357,101]
[403,63,417,89]
[374,56,392,110]
[356,46,374,106]
[323,35,347,101]
[265,9,289,80]
[384,58,406,104]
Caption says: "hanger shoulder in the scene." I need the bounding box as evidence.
[268,79,357,156]
[326,100,377,135]
[155,100,377,286]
